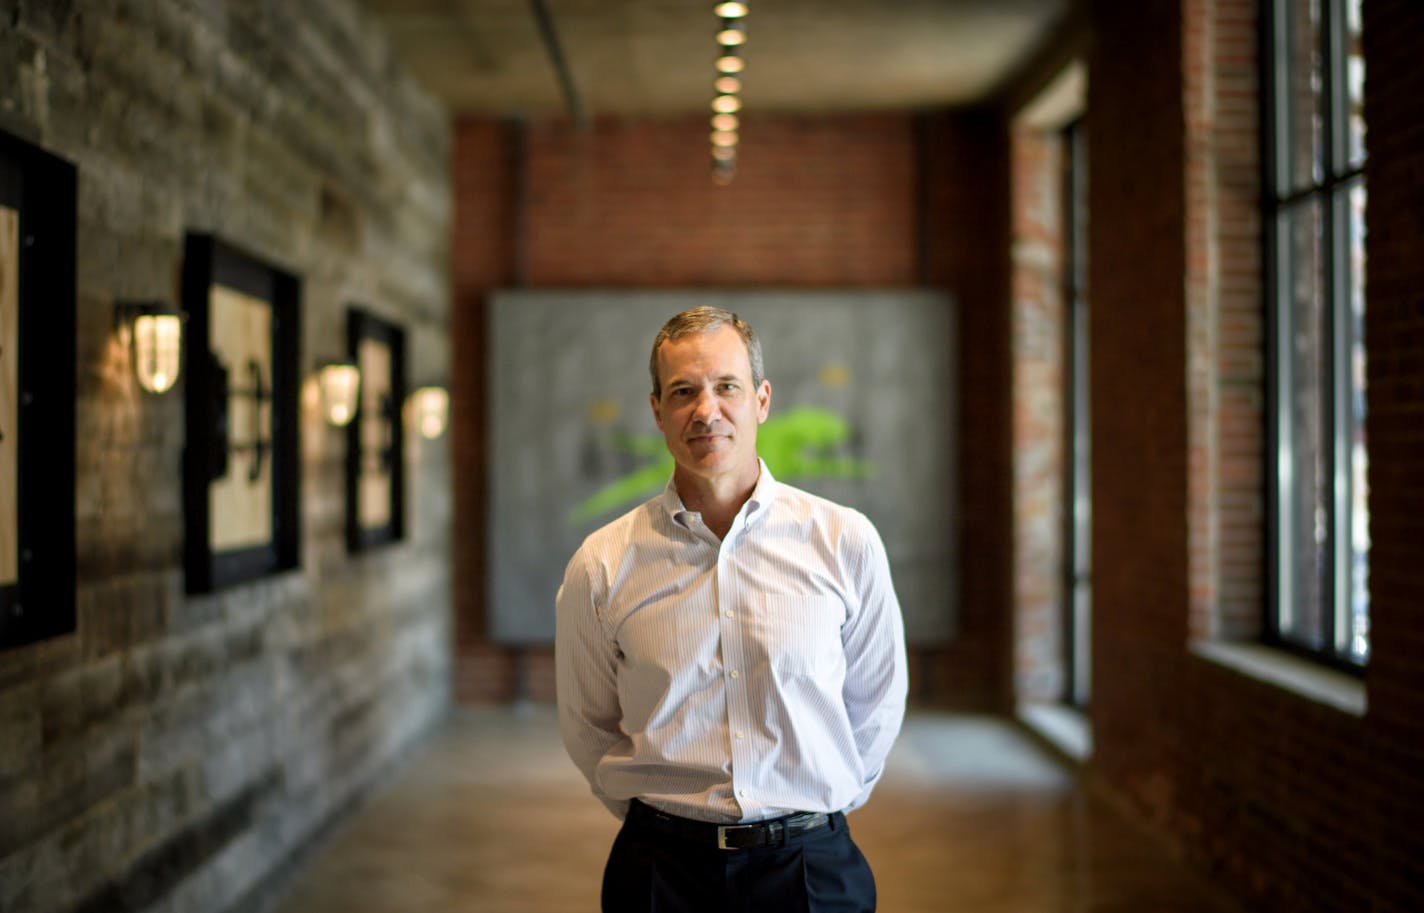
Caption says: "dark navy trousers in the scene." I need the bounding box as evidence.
[601,805,877,912]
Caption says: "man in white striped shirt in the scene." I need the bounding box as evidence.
[556,306,908,912]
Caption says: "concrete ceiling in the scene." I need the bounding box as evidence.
[358,0,1069,119]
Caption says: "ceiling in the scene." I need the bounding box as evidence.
[358,0,1070,120]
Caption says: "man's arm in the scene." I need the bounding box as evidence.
[839,516,909,812]
[555,549,629,818]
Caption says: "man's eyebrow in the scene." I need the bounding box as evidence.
[667,374,741,387]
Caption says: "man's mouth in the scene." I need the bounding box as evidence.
[687,432,727,445]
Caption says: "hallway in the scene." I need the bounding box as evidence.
[270,707,1244,913]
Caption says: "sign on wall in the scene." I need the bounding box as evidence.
[488,290,958,646]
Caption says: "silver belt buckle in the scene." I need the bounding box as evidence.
[716,823,754,850]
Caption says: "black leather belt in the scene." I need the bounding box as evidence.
[627,799,834,851]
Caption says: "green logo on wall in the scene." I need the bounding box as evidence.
[567,405,874,525]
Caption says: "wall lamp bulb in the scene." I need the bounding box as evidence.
[115,300,185,395]
[407,385,450,439]
[318,360,361,427]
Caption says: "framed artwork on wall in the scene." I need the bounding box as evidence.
[0,130,76,651]
[181,234,301,593]
[346,308,405,551]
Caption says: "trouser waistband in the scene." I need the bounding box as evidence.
[625,799,838,851]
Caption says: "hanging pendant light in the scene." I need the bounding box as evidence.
[710,2,747,183]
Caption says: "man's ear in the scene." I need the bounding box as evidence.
[756,380,771,423]
[650,392,664,431]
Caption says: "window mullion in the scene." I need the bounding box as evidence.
[1318,0,1340,651]
[1324,0,1353,661]
[1331,185,1359,659]
[1318,0,1337,653]
[1269,205,1294,645]
[1326,0,1349,178]
[1268,0,1311,645]
[1269,0,1291,199]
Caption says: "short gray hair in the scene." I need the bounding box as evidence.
[649,306,764,397]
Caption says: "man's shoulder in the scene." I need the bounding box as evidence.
[767,480,879,539]
[770,479,868,520]
[570,493,667,560]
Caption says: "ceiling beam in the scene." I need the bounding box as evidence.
[529,0,588,128]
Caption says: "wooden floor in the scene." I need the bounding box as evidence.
[270,705,1246,913]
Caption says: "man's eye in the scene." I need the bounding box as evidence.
[719,383,738,392]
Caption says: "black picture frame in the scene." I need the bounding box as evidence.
[346,308,405,551]
[181,234,301,593]
[0,130,77,651]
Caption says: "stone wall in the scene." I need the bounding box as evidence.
[0,3,452,912]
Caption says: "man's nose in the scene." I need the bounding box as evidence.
[691,388,720,423]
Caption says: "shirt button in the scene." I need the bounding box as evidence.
[736,731,744,740]
[729,669,740,679]
[723,610,733,618]
[738,789,747,798]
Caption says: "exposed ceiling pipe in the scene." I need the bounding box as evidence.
[529,0,588,129]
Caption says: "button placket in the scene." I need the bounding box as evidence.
[718,536,756,816]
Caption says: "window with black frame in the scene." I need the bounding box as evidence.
[1263,0,1368,667]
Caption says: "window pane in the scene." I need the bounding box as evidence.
[1345,180,1369,661]
[1280,198,1326,650]
[1345,0,1366,169]
[1282,0,1325,190]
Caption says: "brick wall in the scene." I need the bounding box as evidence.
[1085,0,1424,910]
[1185,0,1264,642]
[449,120,518,704]
[912,109,1014,710]
[0,4,452,913]
[1009,127,1067,703]
[1087,0,1195,809]
[1357,0,1424,908]
[451,111,1013,709]
[522,115,919,288]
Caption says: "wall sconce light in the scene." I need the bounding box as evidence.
[407,385,449,439]
[115,301,185,394]
[318,360,361,427]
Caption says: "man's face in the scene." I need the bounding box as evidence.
[650,324,771,489]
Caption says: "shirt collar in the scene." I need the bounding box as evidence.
[745,459,778,520]
[661,459,780,529]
